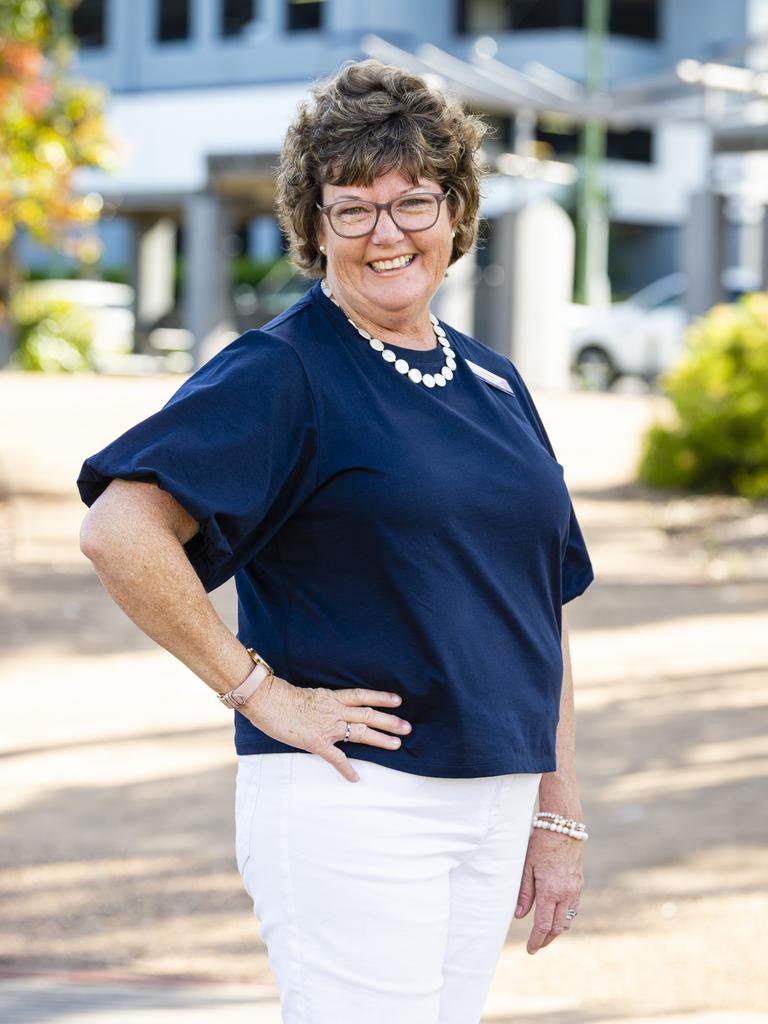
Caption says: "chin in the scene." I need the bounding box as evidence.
[363,275,429,307]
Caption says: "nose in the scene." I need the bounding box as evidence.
[371,206,405,245]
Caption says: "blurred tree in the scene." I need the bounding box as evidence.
[0,0,116,358]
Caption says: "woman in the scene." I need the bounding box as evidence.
[78,58,594,1023]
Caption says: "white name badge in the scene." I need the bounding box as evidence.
[465,359,515,396]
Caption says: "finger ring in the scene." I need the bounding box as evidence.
[565,909,578,919]
[343,722,352,743]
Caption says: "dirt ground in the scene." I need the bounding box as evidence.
[0,370,766,1023]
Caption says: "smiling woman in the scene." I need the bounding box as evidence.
[77,56,594,1024]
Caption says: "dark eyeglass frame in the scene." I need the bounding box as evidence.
[316,188,453,238]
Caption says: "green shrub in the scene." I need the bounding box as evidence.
[10,292,94,372]
[638,293,768,499]
[231,256,285,289]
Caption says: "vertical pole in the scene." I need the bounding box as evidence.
[575,0,610,306]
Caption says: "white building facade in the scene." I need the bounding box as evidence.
[20,0,768,364]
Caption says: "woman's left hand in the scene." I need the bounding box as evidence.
[514,827,584,954]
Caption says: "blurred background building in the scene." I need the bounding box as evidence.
[14,0,768,378]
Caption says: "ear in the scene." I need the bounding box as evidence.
[316,214,327,255]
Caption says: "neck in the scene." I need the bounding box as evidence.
[323,278,436,351]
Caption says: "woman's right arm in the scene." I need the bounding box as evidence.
[79,478,410,781]
[80,477,261,698]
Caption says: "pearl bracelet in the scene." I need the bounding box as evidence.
[536,811,585,827]
[533,811,589,841]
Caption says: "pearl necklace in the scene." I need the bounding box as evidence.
[320,279,457,389]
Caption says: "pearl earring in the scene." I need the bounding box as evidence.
[319,245,326,254]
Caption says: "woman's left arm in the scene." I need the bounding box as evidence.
[539,608,583,821]
[514,606,585,954]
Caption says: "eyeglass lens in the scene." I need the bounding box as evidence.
[329,194,440,236]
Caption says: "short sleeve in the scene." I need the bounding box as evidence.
[507,362,595,605]
[76,330,319,593]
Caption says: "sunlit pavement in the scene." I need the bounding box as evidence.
[1,371,766,1022]
[1,971,765,1024]
[0,969,281,1023]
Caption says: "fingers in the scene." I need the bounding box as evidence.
[318,742,360,783]
[523,878,582,954]
[343,703,412,741]
[337,687,404,709]
[338,719,405,751]
[538,899,579,949]
[334,688,412,747]
[322,689,413,783]
[527,895,559,955]
[515,856,535,920]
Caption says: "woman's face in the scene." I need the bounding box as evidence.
[317,168,456,325]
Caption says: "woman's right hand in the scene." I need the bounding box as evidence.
[238,674,412,782]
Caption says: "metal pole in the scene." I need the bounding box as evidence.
[576,0,610,305]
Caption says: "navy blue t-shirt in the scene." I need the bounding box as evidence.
[77,279,594,778]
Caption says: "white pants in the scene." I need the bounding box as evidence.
[235,751,541,1024]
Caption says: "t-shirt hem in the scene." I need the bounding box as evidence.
[563,564,595,604]
[233,739,555,778]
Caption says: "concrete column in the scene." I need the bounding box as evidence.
[132,215,177,351]
[512,199,573,389]
[485,200,574,388]
[262,0,283,33]
[432,249,476,338]
[182,192,238,368]
[195,0,216,43]
[486,209,517,361]
[682,191,725,319]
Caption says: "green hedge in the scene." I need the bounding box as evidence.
[638,293,768,499]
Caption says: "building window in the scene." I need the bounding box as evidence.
[287,0,324,32]
[221,0,257,37]
[535,114,580,159]
[610,0,657,41]
[469,109,515,156]
[72,0,106,48]
[157,0,190,42]
[536,115,653,163]
[605,127,653,162]
[457,0,580,33]
[457,1,658,40]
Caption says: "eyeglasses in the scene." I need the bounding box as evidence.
[316,189,452,239]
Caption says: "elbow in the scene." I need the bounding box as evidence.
[79,511,111,563]
[79,500,128,564]
[79,479,194,564]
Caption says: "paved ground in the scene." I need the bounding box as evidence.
[1,370,767,1023]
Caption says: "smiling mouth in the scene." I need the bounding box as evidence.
[368,254,417,274]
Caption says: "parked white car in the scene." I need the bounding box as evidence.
[568,269,761,390]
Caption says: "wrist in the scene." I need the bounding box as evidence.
[538,774,582,819]
[216,648,275,710]
[239,667,279,716]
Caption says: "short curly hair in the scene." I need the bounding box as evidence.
[275,58,490,278]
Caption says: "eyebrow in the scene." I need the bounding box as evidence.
[330,183,431,201]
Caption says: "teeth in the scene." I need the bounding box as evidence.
[370,254,414,272]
